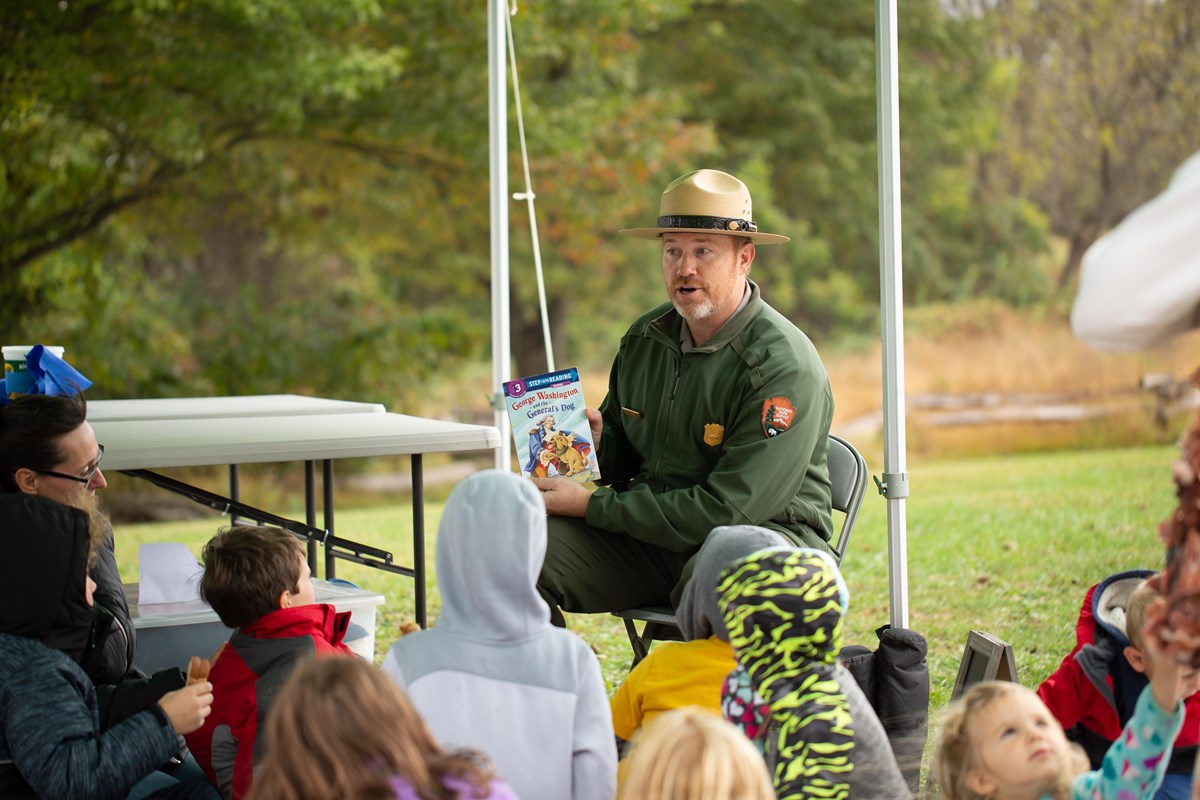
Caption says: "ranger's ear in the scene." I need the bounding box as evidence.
[737,240,756,272]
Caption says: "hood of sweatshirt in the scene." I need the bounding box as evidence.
[434,470,551,640]
[717,546,849,696]
[677,525,789,642]
[1075,568,1156,722]
[0,493,95,662]
[1090,569,1154,648]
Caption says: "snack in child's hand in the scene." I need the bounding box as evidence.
[399,621,422,636]
[186,655,212,686]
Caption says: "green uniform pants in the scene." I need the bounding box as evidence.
[536,515,696,628]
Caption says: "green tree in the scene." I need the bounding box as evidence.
[1,0,713,399]
[638,0,1054,334]
[983,0,1200,288]
[0,0,427,400]
[4,0,1078,405]
[488,1,716,376]
[0,0,406,280]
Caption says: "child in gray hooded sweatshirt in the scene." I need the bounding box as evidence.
[382,469,617,800]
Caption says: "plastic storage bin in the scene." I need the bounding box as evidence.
[126,578,385,671]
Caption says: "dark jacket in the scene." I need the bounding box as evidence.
[82,517,140,685]
[0,494,180,798]
[83,516,188,730]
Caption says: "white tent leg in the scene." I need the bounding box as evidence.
[489,0,513,471]
[876,0,910,629]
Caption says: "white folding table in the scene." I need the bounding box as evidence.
[91,400,501,626]
[89,394,386,421]
[91,396,386,536]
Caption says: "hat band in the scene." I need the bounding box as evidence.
[657,215,758,234]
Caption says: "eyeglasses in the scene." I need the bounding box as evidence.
[35,444,105,485]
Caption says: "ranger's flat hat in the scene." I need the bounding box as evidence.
[619,169,789,245]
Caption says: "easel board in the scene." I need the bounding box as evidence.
[950,630,1019,701]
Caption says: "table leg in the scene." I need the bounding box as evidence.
[305,460,318,576]
[412,453,425,628]
[323,460,336,579]
[228,465,240,526]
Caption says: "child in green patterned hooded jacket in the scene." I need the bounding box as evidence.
[717,546,855,800]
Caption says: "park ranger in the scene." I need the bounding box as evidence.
[534,168,834,626]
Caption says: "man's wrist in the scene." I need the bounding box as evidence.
[582,486,605,523]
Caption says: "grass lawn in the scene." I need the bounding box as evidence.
[111,442,1175,776]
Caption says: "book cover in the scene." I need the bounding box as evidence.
[503,367,600,483]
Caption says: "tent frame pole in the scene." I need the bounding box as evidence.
[876,0,910,629]
[489,0,512,471]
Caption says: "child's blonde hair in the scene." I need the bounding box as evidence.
[618,707,774,800]
[1125,579,1158,652]
[934,681,1088,800]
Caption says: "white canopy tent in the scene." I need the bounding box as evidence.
[486,0,910,628]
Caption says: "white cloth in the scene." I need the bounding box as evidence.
[1071,150,1200,351]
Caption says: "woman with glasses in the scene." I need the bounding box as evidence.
[1,392,217,799]
[0,392,136,686]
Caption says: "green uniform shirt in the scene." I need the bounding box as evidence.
[586,281,834,554]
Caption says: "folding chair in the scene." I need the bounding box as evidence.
[612,433,869,666]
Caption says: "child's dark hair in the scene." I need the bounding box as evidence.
[201,525,304,629]
[0,393,88,492]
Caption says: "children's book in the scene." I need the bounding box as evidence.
[502,367,601,483]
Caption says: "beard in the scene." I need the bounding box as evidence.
[671,292,718,321]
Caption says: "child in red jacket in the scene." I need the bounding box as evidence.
[184,525,356,800]
[1037,570,1200,800]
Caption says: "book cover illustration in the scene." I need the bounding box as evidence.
[503,367,600,483]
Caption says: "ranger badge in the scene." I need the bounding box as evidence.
[703,423,725,446]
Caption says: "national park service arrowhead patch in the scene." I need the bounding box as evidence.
[762,396,796,438]
[703,423,725,446]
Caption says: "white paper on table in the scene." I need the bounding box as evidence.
[138,542,204,605]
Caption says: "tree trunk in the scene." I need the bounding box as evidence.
[1057,230,1090,292]
[511,293,570,379]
